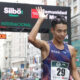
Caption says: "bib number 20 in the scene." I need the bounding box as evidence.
[57,68,65,76]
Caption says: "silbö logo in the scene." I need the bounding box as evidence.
[4,7,23,17]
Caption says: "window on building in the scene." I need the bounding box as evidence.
[74,6,77,15]
[68,0,71,5]
[72,26,78,38]
[74,26,78,34]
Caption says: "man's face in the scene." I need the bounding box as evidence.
[52,23,67,43]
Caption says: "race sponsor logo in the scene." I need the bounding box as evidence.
[4,7,23,17]
[31,9,39,19]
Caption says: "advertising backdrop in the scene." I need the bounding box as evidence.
[0,2,71,44]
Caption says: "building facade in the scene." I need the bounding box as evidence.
[70,0,80,69]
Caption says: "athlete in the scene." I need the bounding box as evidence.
[28,7,80,80]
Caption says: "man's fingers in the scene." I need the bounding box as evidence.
[39,6,42,11]
[36,6,44,12]
[35,6,47,19]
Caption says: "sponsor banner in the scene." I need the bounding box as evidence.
[0,2,71,43]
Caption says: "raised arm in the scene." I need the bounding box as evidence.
[28,7,48,49]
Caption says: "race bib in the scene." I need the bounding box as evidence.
[51,61,70,80]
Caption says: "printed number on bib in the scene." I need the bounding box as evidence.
[57,68,65,76]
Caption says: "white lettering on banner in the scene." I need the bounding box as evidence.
[45,10,67,15]
[49,15,56,19]
[48,15,67,20]
[32,12,38,15]
[44,10,67,20]
[4,7,22,14]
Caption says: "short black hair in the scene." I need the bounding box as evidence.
[51,15,67,28]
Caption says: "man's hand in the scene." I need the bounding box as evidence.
[36,7,48,20]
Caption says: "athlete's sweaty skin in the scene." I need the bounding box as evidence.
[28,7,80,80]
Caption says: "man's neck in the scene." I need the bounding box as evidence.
[52,39,64,50]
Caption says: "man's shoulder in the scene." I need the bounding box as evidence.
[68,44,77,57]
[68,45,77,52]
